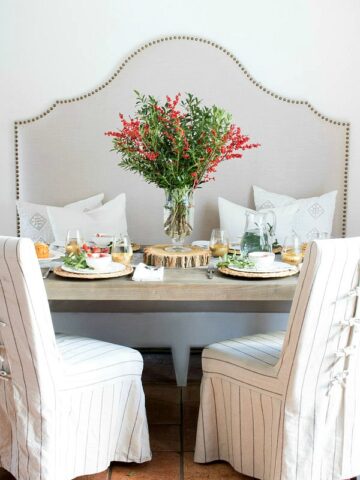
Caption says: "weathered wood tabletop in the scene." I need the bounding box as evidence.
[45,267,298,302]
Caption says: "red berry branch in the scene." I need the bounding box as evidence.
[105,92,260,191]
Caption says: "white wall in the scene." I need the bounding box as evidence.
[0,0,359,235]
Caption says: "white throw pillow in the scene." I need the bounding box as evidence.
[218,197,298,245]
[17,193,104,244]
[253,185,337,241]
[47,193,127,244]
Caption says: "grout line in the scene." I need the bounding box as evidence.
[179,387,184,480]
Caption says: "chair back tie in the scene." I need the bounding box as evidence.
[340,317,360,329]
[334,286,360,304]
[327,370,349,396]
[335,345,357,358]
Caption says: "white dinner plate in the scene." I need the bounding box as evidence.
[192,240,209,249]
[38,250,63,263]
[228,261,297,274]
[61,262,126,275]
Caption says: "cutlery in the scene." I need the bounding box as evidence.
[145,265,161,271]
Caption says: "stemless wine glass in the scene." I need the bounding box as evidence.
[111,234,133,265]
[65,229,83,255]
[301,231,330,257]
[209,229,229,258]
[281,232,303,266]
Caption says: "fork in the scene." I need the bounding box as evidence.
[207,266,215,279]
[145,265,161,271]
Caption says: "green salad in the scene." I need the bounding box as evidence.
[217,253,255,269]
[61,252,92,270]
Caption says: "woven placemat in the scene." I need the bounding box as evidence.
[218,265,299,279]
[53,265,133,280]
[143,244,210,268]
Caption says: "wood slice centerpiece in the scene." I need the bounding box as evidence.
[143,244,210,268]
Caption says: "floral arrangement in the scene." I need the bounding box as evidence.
[105,92,259,247]
[105,91,259,189]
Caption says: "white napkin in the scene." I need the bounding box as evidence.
[132,263,164,282]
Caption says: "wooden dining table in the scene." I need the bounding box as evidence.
[45,267,298,303]
[45,268,298,385]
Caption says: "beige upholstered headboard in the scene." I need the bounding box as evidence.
[15,35,350,243]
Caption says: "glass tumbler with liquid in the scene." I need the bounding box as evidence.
[209,229,229,258]
[111,234,133,266]
[65,230,83,255]
[281,232,303,266]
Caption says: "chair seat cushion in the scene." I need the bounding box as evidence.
[56,334,143,390]
[202,331,285,380]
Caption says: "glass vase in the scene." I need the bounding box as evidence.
[163,189,194,252]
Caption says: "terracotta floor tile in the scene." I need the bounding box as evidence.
[182,384,200,452]
[182,384,201,403]
[149,424,181,452]
[142,351,176,384]
[144,384,180,425]
[187,350,203,384]
[183,453,251,479]
[182,401,199,452]
[111,452,180,480]
[75,469,109,479]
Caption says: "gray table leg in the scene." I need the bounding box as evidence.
[171,344,190,386]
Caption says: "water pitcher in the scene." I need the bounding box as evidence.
[240,211,276,254]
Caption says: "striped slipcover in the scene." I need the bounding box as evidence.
[195,237,360,480]
[0,237,151,480]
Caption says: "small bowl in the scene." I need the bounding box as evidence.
[248,251,275,268]
[91,233,113,248]
[86,253,112,271]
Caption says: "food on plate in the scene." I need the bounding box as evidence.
[91,233,114,248]
[217,253,255,269]
[34,242,50,259]
[62,251,89,270]
[248,251,275,268]
[85,252,112,270]
[62,243,114,271]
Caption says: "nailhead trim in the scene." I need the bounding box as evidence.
[14,35,350,237]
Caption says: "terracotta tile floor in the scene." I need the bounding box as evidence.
[0,350,249,480]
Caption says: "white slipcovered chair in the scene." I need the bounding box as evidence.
[195,237,360,480]
[0,236,151,480]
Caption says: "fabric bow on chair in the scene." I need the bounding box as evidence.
[195,237,360,480]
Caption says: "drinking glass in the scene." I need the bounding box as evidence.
[209,229,229,258]
[65,230,83,255]
[301,232,330,257]
[281,232,303,266]
[111,234,133,265]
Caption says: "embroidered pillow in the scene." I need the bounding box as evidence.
[47,193,127,244]
[253,186,337,241]
[17,193,104,244]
